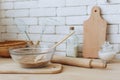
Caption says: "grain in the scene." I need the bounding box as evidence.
[19,55,49,68]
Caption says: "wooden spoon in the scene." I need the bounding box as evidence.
[34,31,75,62]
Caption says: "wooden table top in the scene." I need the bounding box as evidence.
[0,58,120,80]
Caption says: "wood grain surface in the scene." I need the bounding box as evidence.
[0,58,120,80]
[0,58,62,74]
[83,6,107,58]
[51,55,107,68]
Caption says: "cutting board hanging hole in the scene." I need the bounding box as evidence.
[94,10,97,12]
[92,6,101,15]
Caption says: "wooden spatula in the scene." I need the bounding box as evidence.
[83,6,107,58]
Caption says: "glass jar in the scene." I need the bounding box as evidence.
[66,27,78,57]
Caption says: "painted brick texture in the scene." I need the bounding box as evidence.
[0,0,120,55]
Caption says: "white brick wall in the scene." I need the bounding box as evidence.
[38,0,65,7]
[56,26,83,34]
[0,0,120,55]
[30,8,56,17]
[39,17,65,26]
[2,33,17,40]
[17,33,28,40]
[29,26,55,34]
[103,15,120,24]
[6,9,29,17]
[0,10,6,18]
[113,44,120,52]
[97,0,109,4]
[6,0,15,1]
[0,2,13,9]
[66,16,88,25]
[56,43,66,51]
[66,0,96,6]
[57,6,87,16]
[107,25,119,34]
[14,18,37,25]
[6,26,19,33]
[109,0,120,3]
[88,5,120,14]
[119,25,120,33]
[107,34,120,43]
[0,26,6,33]
[14,1,38,9]
[0,18,14,25]
[42,34,65,42]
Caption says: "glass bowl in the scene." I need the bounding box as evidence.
[9,48,54,68]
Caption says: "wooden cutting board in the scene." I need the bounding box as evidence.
[83,6,107,58]
[0,58,62,74]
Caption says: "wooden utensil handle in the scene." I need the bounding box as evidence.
[51,31,75,49]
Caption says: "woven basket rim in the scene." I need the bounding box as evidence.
[0,40,27,47]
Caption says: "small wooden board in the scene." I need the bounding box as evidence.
[83,6,107,58]
[0,58,62,74]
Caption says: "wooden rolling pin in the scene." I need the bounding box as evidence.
[51,55,107,68]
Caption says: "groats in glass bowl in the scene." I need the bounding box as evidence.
[9,47,55,68]
[0,40,27,58]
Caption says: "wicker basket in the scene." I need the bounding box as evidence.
[0,40,27,58]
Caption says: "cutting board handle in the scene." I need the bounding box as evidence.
[91,6,101,18]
